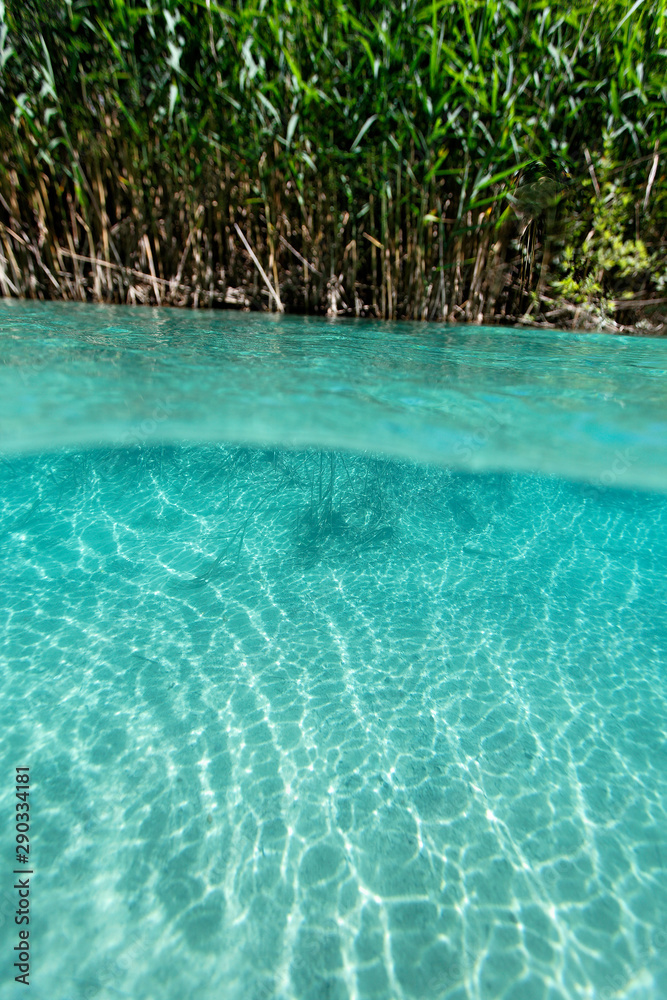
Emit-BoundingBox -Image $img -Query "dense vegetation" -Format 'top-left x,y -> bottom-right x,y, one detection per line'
0,0 -> 665,331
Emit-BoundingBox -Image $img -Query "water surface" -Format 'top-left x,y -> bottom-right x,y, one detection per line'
1,301 -> 666,490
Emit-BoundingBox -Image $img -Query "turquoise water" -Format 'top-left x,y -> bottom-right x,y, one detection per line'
0,302 -> 666,1000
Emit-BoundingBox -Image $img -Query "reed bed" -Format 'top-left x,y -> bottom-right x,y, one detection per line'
0,0 -> 665,330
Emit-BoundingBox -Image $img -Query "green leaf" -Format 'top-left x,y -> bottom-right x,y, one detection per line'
460,0 -> 479,66
286,112 -> 299,149
351,114 -> 378,153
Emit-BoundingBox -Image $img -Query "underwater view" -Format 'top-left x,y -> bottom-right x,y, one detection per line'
0,303 -> 666,1000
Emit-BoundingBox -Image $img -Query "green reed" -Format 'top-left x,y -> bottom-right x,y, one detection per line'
0,0 -> 665,329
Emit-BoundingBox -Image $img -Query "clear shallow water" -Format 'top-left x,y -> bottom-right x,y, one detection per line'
0,303 -> 666,1000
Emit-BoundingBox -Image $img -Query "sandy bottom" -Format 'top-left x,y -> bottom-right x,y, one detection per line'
0,445 -> 665,1000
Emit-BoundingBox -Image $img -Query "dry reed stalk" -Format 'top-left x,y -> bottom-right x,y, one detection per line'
469,213 -> 489,321
142,234 -> 161,305
1,229 -> 24,293
0,249 -> 18,295
234,222 -> 283,311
